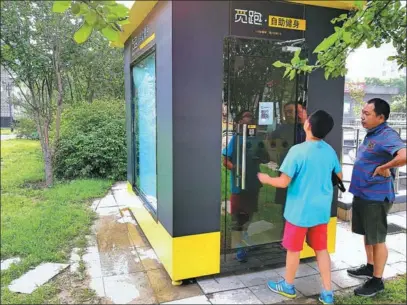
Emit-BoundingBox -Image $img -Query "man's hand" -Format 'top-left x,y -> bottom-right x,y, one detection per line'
257,173 -> 271,185
373,166 -> 391,178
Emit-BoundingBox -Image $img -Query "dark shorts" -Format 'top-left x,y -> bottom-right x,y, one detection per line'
352,197 -> 393,245
230,191 -> 259,230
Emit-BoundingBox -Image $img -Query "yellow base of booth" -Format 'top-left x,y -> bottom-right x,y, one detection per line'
127,182 -> 336,281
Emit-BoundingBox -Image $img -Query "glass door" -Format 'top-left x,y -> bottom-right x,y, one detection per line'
221,37 -> 307,268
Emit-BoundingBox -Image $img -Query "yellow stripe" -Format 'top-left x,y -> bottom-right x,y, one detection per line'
289,0 -> 364,10
139,33 -> 156,50
127,183 -> 336,279
126,182 -> 220,281
119,0 -> 158,44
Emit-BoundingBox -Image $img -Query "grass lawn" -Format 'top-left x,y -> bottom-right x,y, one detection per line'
336,275 -> 406,304
1,139 -> 112,304
0,128 -> 14,135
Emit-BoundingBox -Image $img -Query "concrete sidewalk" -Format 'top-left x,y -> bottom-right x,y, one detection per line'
86,182 -> 406,304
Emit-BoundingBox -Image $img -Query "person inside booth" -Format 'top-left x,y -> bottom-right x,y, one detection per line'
222,110 -> 270,262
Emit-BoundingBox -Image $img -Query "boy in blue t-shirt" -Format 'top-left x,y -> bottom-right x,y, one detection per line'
258,110 -> 342,305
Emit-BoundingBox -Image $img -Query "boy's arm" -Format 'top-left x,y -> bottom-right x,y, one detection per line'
258,173 -> 291,188
223,156 -> 234,171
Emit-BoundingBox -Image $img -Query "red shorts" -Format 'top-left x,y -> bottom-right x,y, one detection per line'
282,221 -> 328,252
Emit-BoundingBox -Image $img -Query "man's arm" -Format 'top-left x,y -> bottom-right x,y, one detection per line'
223,156 -> 234,171
258,173 -> 291,188
373,148 -> 407,177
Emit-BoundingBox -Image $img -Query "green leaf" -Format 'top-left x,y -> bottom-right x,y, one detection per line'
117,19 -> 130,26
85,10 -> 97,25
354,0 -> 364,10
74,22 -> 93,44
109,4 -> 129,18
324,70 -> 330,80
71,3 -> 80,15
342,31 -> 352,44
101,26 -> 120,42
289,69 -> 296,80
52,1 -> 71,13
313,32 -> 339,53
291,49 -> 301,65
283,67 -> 291,77
273,61 -> 284,68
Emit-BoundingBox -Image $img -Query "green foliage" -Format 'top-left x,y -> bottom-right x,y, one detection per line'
54,100 -> 126,180
348,83 -> 366,117
365,76 -> 406,96
15,117 -> 39,140
52,0 -> 129,45
390,94 -> 407,112
274,0 -> 407,79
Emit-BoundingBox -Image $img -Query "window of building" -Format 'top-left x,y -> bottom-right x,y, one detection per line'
131,51 -> 157,211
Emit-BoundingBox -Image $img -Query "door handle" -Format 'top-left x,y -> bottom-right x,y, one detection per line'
241,124 -> 247,190
235,124 -> 241,187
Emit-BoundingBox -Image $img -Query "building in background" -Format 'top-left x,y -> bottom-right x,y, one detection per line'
1,65 -> 14,128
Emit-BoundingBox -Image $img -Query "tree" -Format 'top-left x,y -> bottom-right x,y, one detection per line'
348,83 -> 366,118
274,0 -> 406,80
52,1 -> 129,46
63,32 -> 124,104
390,95 -> 407,113
365,76 -> 406,96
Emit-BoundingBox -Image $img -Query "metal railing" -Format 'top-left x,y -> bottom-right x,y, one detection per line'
340,125 -> 406,198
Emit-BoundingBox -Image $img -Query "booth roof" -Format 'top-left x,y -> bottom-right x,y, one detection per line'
118,0 -> 362,45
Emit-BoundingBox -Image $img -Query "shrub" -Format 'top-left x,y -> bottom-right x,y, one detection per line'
15,117 -> 39,140
54,100 -> 126,180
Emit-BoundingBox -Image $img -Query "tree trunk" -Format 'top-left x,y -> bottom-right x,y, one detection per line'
54,46 -> 63,146
35,113 -> 53,187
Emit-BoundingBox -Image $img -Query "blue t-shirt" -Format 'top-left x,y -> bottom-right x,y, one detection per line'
349,123 -> 406,202
280,140 -> 341,227
222,134 -> 269,194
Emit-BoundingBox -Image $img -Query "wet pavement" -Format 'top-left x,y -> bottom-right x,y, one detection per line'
84,182 -> 406,304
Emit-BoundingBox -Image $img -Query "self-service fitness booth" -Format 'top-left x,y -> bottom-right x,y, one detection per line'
121,0 -> 354,284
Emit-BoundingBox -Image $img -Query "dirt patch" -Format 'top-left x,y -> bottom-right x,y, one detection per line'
50,269 -> 105,304
20,180 -> 47,190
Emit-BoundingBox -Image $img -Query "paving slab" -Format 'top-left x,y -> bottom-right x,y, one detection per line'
387,233 -> 406,256
147,268 -> 204,303
99,248 -> 144,277
235,269 -> 281,287
294,274 -> 340,297
111,182 -> 127,191
103,272 -> 157,304
387,249 -> 407,264
137,246 -> 162,271
208,288 -> 262,304
1,257 -> 21,271
96,206 -> 120,217
8,263 -> 69,294
98,194 -> 117,208
388,214 -> 407,229
91,199 -> 100,211
83,246 -> 103,279
89,277 -> 105,298
274,263 -> 318,278
69,248 -> 81,273
249,284 -> 303,304
331,270 -> 364,289
389,261 -> 406,274
127,222 -> 149,248
383,264 -> 402,280
197,275 -> 246,294
162,295 -> 211,304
